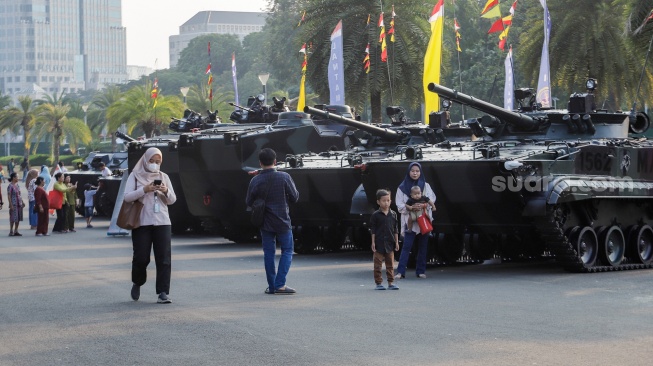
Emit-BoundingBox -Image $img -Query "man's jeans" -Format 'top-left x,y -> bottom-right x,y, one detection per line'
260,229 -> 294,291
396,231 -> 429,276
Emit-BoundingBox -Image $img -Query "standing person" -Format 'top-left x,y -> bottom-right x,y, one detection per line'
63,174 -> 77,232
83,183 -> 97,228
26,169 -> 40,229
124,147 -> 176,303
99,162 -> 111,177
8,158 -> 15,175
246,148 -> 299,295
395,162 -> 436,279
370,189 -> 399,290
34,177 -> 50,236
7,172 -> 24,236
0,164 -> 5,182
20,158 -> 29,182
39,165 -> 51,191
52,172 -> 72,233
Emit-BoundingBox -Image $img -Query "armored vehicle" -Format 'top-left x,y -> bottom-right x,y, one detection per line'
176,105 -> 370,241
355,81 -> 653,272
68,150 -> 128,216
169,108 -> 222,132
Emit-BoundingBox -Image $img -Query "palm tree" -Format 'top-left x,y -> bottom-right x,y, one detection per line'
32,103 -> 70,165
89,86 -> 123,151
106,82 -> 185,138
285,0 -> 431,122
187,84 -> 234,122
0,96 -> 37,165
517,0 -> 644,110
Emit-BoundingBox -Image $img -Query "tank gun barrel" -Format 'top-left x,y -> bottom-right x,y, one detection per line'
427,83 -> 539,130
228,102 -> 254,113
114,131 -> 136,143
303,106 -> 401,141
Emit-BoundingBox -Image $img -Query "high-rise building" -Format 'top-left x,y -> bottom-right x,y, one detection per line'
0,0 -> 128,96
169,11 -> 266,68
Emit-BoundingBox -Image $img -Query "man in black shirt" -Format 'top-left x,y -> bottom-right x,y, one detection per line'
370,189 -> 399,290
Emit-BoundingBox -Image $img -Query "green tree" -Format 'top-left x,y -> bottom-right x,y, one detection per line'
106,82 -> 185,138
89,86 -> 123,151
517,0 -> 646,110
0,96 -> 37,165
32,103 -> 92,165
275,0 -> 431,123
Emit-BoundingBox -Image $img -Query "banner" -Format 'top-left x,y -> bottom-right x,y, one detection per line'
536,0 -> 552,108
504,47 -> 514,110
329,20 -> 345,104
423,0 -> 444,120
232,53 -> 239,106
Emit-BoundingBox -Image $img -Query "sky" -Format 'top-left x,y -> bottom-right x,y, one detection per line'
122,0 -> 270,69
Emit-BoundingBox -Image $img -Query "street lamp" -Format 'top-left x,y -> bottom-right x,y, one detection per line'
180,86 -> 190,105
81,103 -> 89,126
258,72 -> 270,105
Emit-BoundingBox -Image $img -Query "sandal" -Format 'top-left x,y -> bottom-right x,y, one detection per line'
13,232 -> 22,236
8,232 -> 14,236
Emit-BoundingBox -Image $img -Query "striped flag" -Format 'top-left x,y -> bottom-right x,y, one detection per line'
297,11 -> 306,27
232,53 -> 239,106
454,18 -> 462,52
388,6 -> 396,42
363,43 -> 370,74
379,13 -> 387,62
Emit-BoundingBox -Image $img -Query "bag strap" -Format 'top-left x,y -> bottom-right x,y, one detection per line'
262,172 -> 273,200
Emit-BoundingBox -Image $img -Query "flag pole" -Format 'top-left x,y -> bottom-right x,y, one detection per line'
380,0 -> 394,105
453,0 -> 465,119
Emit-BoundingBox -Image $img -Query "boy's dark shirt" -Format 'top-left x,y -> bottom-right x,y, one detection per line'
370,209 -> 398,254
406,196 -> 431,207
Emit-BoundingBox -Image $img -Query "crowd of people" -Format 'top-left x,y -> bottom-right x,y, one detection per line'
2,150 -> 437,303
1,160 -> 98,236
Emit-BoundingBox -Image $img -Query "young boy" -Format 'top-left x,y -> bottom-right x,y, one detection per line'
405,186 -> 437,229
83,183 -> 98,228
370,189 -> 399,290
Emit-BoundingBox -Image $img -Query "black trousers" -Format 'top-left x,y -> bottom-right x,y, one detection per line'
53,205 -> 66,232
131,225 -> 172,295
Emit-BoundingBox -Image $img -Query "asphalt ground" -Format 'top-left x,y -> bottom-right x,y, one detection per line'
1,185 -> 653,365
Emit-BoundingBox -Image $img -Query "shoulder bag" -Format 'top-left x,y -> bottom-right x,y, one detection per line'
117,175 -> 143,230
250,174 -> 273,227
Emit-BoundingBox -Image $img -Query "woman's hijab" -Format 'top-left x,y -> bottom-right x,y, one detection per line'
398,162 -> 425,196
39,165 -> 51,188
132,147 -> 163,187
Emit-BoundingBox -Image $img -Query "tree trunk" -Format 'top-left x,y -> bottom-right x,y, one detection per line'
111,134 -> 117,153
53,129 -> 61,169
22,127 -> 30,168
370,90 -> 382,124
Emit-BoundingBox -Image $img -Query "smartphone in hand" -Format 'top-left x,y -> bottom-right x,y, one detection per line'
153,179 -> 162,186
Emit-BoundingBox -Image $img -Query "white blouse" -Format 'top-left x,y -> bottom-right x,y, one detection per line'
123,172 -> 177,226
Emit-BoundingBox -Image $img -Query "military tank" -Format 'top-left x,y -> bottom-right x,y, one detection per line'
274,105 -> 455,252
176,105 -> 372,241
67,148 -> 129,216
354,81 -> 653,272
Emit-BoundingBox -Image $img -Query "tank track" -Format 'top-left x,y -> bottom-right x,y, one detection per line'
535,212 -> 653,273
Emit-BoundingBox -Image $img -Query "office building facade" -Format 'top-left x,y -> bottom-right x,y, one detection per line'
0,0 -> 128,96
169,11 -> 266,68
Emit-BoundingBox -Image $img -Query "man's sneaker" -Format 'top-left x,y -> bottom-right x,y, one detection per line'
87,224 -> 93,228
388,284 -> 399,290
157,292 -> 172,304
130,284 -> 140,301
417,274 -> 427,279
394,274 -> 405,280
375,284 -> 386,290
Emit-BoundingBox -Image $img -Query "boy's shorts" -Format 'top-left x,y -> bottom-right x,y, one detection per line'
84,207 -> 94,218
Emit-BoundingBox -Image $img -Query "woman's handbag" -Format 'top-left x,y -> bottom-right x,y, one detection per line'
48,190 -> 63,210
116,199 -> 143,230
117,175 -> 143,230
416,209 -> 433,235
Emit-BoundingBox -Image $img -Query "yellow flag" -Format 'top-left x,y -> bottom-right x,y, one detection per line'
481,5 -> 501,19
297,73 -> 306,112
423,0 -> 444,120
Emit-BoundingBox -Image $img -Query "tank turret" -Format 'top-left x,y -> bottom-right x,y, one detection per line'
428,83 -> 540,130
